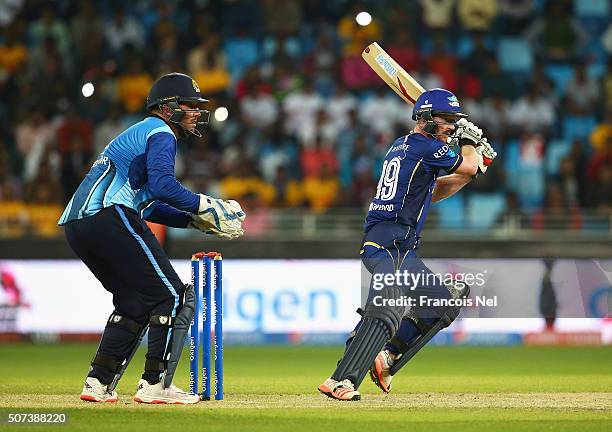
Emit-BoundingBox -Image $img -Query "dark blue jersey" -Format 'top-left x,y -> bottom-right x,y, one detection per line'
365,133 -> 462,236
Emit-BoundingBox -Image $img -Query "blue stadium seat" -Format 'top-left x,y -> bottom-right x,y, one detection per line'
575,0 -> 609,17
497,38 -> 533,74
435,193 -> 465,229
588,61 -> 606,79
504,140 -> 520,189
261,36 -> 301,60
467,193 -> 506,230
562,116 -> 597,142
546,140 -> 571,175
224,37 -> 259,81
545,64 -> 574,96
516,165 -> 545,208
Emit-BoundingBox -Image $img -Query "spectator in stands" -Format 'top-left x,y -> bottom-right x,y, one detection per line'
591,164 -> 612,214
586,135 -> 612,191
494,191 -> 528,231
590,110 -> 612,153
235,65 -> 273,101
262,0 -> 303,36
326,84 -> 358,132
271,165 -> 293,207
461,34 -> 493,75
421,0 -> 456,34
532,184 -> 582,231
566,139 -> 588,206
240,86 -> 278,129
0,25 -> 28,76
219,159 -> 276,206
104,8 -> 145,54
337,111 -> 370,188
303,31 -> 338,96
29,4 -> 70,57
283,79 -> 324,145
480,55 -> 516,100
25,159 -> 62,237
509,85 -> 555,136
557,157 -> 579,207
600,21 -> 612,55
498,0 -> 535,35
0,177 -> 27,237
565,61 -> 600,117
15,107 -> 56,184
426,36 -> 458,89
187,33 -> 223,77
301,134 -> 338,178
301,162 -> 340,212
94,105 -> 125,156
524,0 -> 587,62
70,1 -> 104,67
530,63 -> 559,106
116,59 -> 154,114
347,136 -> 375,207
359,87 -> 401,140
387,29 -> 421,73
457,0 -> 498,33
259,124 -> 298,183
479,95 -> 511,143
56,106 -> 93,202
412,61 -> 443,92
337,3 -> 382,56
192,47 -> 231,98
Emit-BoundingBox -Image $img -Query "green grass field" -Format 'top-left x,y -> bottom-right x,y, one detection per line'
0,344 -> 610,431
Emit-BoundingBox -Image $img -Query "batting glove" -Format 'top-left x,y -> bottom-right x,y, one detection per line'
475,138 -> 498,174
456,118 -> 483,146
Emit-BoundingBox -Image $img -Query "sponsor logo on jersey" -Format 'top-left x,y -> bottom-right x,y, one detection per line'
369,202 -> 395,212
92,155 -> 109,167
389,143 -> 409,153
433,144 -> 450,158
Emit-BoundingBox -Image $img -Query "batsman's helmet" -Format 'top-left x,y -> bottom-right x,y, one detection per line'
147,73 -> 210,137
412,88 -> 467,134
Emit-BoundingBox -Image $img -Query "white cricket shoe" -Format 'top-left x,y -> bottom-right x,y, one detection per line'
318,377 -> 361,401
369,349 -> 395,393
133,379 -> 200,404
80,377 -> 119,403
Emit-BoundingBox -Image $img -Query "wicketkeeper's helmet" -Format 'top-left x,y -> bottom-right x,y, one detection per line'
147,72 -> 210,136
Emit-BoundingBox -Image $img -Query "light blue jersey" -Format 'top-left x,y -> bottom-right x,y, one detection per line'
59,116 -> 199,226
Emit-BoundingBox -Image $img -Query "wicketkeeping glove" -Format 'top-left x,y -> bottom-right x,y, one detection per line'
189,194 -> 246,239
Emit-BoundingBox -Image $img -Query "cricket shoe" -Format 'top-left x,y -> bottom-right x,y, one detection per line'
80,377 -> 119,403
318,378 -> 361,401
133,379 -> 200,404
369,349 -> 395,393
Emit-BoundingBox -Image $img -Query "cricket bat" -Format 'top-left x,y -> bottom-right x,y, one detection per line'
362,42 -> 425,105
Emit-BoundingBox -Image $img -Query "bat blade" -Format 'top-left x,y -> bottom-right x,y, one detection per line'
362,42 -> 425,105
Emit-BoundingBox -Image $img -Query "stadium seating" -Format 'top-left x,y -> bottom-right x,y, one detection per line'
467,193 -> 506,230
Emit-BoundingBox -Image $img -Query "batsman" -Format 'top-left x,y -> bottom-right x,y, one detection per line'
319,88 -> 497,401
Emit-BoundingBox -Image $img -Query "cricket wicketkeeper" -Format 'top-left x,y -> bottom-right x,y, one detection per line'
318,88 -> 497,400
59,73 -> 245,404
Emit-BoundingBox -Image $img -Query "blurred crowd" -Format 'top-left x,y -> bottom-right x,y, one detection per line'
0,0 -> 611,237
